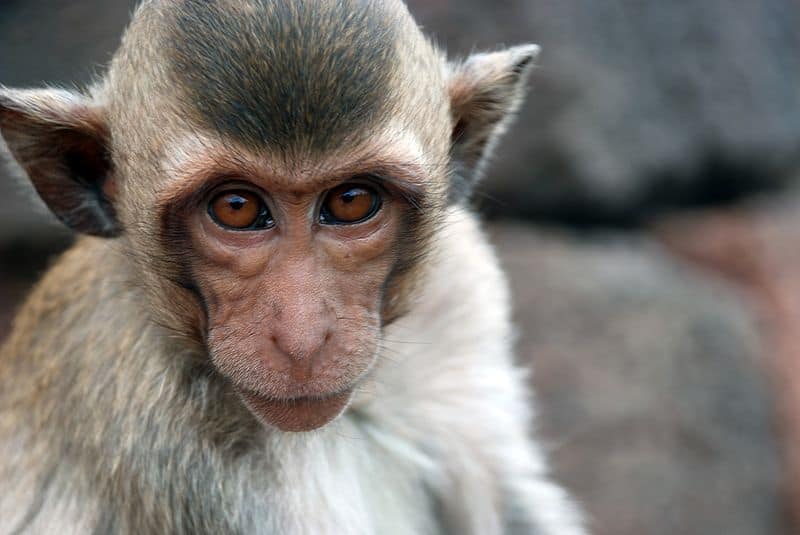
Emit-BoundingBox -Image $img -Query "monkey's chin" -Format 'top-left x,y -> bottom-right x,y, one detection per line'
240,389 -> 353,432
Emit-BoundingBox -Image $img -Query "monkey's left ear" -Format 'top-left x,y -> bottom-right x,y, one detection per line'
0,88 -> 120,237
447,44 -> 540,202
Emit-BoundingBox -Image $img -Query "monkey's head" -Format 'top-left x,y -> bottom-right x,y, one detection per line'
0,0 -> 537,432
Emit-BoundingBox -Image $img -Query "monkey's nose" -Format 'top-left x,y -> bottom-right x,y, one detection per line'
268,328 -> 330,381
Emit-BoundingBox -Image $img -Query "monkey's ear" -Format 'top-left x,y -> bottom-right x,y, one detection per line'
0,88 -> 119,237
447,44 -> 540,202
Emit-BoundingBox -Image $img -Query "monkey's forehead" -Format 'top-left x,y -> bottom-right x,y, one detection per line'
144,0 -> 410,154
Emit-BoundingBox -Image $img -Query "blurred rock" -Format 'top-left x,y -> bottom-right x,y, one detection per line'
0,0 -> 136,87
408,0 -> 800,223
490,223 -> 785,535
656,191 -> 800,531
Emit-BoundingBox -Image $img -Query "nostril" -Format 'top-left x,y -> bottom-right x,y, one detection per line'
324,331 -> 332,343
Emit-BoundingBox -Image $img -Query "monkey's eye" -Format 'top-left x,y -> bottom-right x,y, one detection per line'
320,183 -> 382,225
208,190 -> 273,230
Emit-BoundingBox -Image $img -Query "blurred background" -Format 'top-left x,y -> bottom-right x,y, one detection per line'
1,1 -> 798,533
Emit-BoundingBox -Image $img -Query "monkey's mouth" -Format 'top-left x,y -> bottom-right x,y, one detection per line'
238,387 -> 354,432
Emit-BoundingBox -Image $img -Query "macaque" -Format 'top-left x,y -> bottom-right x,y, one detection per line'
0,0 -> 586,533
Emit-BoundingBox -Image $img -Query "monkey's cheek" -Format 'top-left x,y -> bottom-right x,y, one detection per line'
240,389 -> 353,432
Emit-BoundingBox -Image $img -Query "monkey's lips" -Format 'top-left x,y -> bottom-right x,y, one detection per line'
239,388 -> 354,432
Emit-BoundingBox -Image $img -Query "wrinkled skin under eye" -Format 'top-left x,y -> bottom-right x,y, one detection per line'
320,183 -> 382,225
209,190 -> 273,230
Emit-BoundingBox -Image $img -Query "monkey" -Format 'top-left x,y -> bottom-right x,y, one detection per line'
0,1 -> 587,533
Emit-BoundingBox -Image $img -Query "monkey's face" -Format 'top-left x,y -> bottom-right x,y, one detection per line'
160,138 -> 435,432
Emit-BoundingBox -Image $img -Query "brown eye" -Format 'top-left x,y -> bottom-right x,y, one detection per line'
208,190 -> 273,230
320,183 -> 382,225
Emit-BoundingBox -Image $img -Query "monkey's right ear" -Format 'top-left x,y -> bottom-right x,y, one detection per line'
0,88 -> 120,237
447,44 -> 540,203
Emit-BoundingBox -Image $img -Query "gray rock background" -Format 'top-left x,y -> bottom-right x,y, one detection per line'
0,1 -> 794,534
407,0 -> 800,223
493,225 -> 783,535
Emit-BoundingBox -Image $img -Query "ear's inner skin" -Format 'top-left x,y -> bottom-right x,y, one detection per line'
446,44 -> 540,202
0,98 -> 118,237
